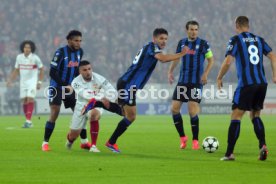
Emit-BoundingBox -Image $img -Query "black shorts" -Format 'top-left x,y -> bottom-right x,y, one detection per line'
117,79 -> 136,106
48,87 -> 76,109
232,84 -> 267,111
172,83 -> 202,103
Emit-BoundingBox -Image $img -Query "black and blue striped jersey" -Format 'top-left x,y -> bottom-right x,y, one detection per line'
225,32 -> 272,88
176,37 -> 211,85
120,42 -> 161,89
50,46 -> 83,88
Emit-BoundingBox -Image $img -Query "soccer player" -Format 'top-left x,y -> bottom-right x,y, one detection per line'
66,60 -> 118,152
217,16 -> 276,161
42,30 -> 90,151
167,21 -> 214,150
83,28 -> 188,153
7,40 -> 44,128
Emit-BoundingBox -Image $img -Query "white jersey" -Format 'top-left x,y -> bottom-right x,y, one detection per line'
15,53 -> 43,89
71,72 -> 117,111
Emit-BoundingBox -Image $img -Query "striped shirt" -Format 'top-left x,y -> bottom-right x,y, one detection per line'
225,32 -> 272,87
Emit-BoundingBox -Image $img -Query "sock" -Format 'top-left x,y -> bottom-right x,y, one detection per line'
80,138 -> 89,144
172,113 -> 185,137
190,115 -> 199,140
225,120 -> 241,157
109,118 -> 131,144
95,101 -> 123,116
26,102 -> 34,121
67,133 -> 75,143
80,129 -> 87,139
23,103 -> 28,120
252,117 -> 266,149
44,121 -> 55,142
90,120 -> 99,145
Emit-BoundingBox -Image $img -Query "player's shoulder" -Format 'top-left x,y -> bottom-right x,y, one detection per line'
92,72 -> 106,81
72,74 -> 82,83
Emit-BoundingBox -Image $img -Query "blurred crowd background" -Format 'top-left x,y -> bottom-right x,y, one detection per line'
1,0 -> 276,84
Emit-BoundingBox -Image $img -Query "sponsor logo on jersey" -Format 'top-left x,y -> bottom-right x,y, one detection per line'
67,61 -> 79,67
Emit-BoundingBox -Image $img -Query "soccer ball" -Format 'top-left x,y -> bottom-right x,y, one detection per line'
202,136 -> 219,153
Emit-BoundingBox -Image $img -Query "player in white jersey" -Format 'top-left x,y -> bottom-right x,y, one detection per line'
66,60 -> 117,152
7,40 -> 44,128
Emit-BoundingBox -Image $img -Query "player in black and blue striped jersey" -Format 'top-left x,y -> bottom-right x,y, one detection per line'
42,30 -> 91,151
168,21 -> 214,150
217,16 -> 276,161
103,28 -> 188,152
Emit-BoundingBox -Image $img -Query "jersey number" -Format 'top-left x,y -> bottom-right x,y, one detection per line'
248,45 -> 259,65
133,48 -> 143,64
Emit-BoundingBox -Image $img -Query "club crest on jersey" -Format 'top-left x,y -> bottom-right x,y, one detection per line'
68,61 -> 79,67
196,45 -> 199,49
77,55 -> 81,60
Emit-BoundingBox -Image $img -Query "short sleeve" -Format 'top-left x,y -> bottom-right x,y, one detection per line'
15,55 -> 20,69
149,43 -> 162,56
225,37 -> 238,57
35,55 -> 43,68
175,40 -> 182,54
50,49 -> 63,69
262,39 -> 272,56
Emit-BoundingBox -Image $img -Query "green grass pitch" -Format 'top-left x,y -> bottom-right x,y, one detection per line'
0,114 -> 275,184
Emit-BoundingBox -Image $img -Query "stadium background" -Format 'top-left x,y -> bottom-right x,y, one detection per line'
0,0 -> 276,115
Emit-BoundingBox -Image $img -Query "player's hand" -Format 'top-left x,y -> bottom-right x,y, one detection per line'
217,78 -> 223,90
6,81 -> 12,87
201,73 -> 208,85
64,85 -> 73,93
168,73 -> 174,85
37,83 -> 41,90
180,46 -> 189,56
273,76 -> 276,84
101,97 -> 110,109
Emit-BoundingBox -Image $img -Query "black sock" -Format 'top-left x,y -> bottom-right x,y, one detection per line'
190,115 -> 199,140
226,120 -> 241,157
80,129 -> 87,139
44,121 -> 55,142
172,113 -> 185,137
109,118 -> 131,144
95,101 -> 123,116
252,117 -> 266,149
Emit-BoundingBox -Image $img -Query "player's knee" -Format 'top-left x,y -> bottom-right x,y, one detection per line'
126,113 -> 136,122
171,106 -> 180,114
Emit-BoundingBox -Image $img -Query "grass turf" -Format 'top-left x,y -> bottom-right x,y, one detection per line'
0,114 -> 275,184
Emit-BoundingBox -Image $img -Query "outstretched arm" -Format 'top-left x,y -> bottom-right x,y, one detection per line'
217,55 -> 234,90
155,46 -> 188,63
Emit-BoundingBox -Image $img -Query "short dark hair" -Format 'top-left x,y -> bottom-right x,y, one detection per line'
79,60 -> 91,67
153,28 -> 168,37
235,16 -> 249,27
20,40 -> 36,53
66,30 -> 82,40
186,21 -> 199,30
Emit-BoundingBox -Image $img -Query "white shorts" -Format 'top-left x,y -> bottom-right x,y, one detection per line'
70,107 -> 103,130
20,88 -> 37,99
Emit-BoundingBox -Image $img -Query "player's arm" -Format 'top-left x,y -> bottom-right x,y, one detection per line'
266,51 -> 276,83
6,68 -> 19,87
155,46 -> 188,63
49,50 -> 67,86
201,50 -> 214,85
36,56 -> 44,90
167,60 -> 179,85
216,55 -> 234,90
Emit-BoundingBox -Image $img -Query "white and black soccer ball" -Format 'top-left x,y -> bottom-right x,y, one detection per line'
202,136 -> 219,153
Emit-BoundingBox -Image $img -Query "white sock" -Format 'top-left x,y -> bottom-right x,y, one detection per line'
26,120 -> 32,124
80,138 -> 88,144
42,141 -> 48,146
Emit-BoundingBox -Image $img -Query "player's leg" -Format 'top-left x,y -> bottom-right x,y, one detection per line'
20,88 -> 32,128
66,109 -> 87,150
188,101 -> 200,150
250,84 -> 268,160
171,100 -> 187,149
89,108 -> 102,152
23,97 -> 35,127
106,105 -> 136,152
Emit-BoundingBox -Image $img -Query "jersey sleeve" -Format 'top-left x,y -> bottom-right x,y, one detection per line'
50,49 -> 63,69
203,41 -> 213,59
35,55 -> 43,68
175,40 -> 182,53
94,73 -> 118,102
262,39 -> 272,56
225,36 -> 238,57
15,55 -> 20,69
148,43 -> 162,56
